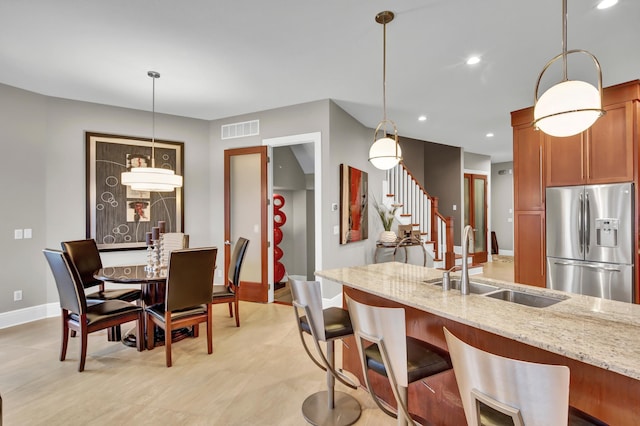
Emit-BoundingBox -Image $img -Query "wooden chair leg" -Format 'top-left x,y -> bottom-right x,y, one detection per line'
70,330 -> 77,338
193,324 -> 199,338
60,314 -> 69,361
165,315 -> 172,367
234,299 -> 240,327
207,308 -> 213,354
146,314 -> 155,351
228,302 -> 233,318
79,328 -> 88,372
136,312 -> 144,352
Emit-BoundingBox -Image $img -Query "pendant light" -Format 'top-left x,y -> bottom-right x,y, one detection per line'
368,10 -> 402,170
121,71 -> 183,192
533,0 -> 605,137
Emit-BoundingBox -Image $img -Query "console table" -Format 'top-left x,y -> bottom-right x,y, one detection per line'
374,236 -> 427,266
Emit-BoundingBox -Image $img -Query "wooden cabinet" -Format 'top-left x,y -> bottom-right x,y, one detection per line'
512,80 -> 639,291
546,101 -> 634,187
587,101 -> 634,184
513,124 -> 544,210
514,211 -> 545,287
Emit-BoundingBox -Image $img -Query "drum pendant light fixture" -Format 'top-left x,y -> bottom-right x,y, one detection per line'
121,71 -> 183,192
368,10 -> 402,170
533,0 -> 605,137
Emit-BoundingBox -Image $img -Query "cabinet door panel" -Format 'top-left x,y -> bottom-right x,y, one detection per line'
587,102 -> 633,184
545,133 -> 584,186
514,211 -> 545,287
514,126 -> 544,210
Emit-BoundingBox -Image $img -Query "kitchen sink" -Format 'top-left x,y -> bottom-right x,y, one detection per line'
431,279 -> 500,294
484,289 -> 566,308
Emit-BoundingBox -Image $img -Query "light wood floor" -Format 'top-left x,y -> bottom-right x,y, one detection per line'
0,303 -> 391,425
1,261 -> 513,425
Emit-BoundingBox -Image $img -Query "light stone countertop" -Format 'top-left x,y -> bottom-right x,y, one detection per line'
316,262 -> 640,381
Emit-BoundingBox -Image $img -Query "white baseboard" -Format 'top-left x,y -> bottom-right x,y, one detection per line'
0,303 -> 60,330
498,249 -> 514,256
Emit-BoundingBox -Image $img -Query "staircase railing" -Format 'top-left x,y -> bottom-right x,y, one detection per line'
386,162 -> 455,269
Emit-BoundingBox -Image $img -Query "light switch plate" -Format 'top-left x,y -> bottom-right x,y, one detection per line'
14,229 -> 23,239
452,205 -> 457,211
333,225 -> 339,235
23,229 -> 32,239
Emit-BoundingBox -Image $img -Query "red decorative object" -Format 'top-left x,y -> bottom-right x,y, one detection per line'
274,261 -> 285,284
274,245 -> 283,261
273,193 -> 286,283
273,227 -> 283,245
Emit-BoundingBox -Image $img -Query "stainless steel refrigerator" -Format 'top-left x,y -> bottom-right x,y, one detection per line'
546,182 -> 634,302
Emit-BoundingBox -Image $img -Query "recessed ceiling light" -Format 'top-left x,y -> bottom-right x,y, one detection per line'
486,133 -> 494,138
597,0 -> 618,9
418,115 -> 427,122
466,56 -> 481,65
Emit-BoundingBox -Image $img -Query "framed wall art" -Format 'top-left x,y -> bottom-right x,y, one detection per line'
339,164 -> 368,244
86,132 -> 184,250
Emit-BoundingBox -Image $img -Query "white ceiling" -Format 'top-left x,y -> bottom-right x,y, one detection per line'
1,0 -> 638,163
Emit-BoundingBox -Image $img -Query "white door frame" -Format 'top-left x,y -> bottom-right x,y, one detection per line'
263,132 -> 322,302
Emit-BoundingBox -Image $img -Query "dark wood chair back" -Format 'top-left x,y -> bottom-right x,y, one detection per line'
166,248 -> 217,312
61,239 -> 103,289
228,237 -> 249,288
43,249 -> 86,315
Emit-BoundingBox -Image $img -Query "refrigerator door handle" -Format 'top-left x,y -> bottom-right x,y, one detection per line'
585,193 -> 590,255
578,193 -> 584,255
553,261 -> 621,273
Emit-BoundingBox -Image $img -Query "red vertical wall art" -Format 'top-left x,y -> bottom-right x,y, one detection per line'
273,194 -> 286,283
339,164 -> 369,244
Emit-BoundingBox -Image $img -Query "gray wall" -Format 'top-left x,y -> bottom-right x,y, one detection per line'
491,162 -> 514,253
0,83 -> 211,315
423,142 -> 463,245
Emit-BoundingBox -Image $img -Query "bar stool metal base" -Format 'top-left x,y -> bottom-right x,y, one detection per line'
301,390 -> 361,426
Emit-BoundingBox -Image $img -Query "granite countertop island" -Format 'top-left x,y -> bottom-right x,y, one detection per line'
316,261 -> 640,381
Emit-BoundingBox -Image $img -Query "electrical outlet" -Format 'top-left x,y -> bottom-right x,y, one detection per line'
14,290 -> 22,301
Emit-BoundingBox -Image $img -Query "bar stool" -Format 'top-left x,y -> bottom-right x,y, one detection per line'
289,279 -> 361,426
443,328 -> 607,426
346,296 -> 451,425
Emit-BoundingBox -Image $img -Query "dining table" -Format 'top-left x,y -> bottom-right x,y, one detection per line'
93,265 -> 191,347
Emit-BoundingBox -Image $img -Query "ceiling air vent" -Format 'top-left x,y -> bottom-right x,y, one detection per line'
221,120 -> 259,140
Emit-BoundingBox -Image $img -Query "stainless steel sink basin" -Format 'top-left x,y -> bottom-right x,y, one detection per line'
431,279 -> 500,294
484,289 -> 566,308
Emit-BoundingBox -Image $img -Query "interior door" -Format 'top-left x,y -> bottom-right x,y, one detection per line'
224,146 -> 268,303
464,174 -> 488,264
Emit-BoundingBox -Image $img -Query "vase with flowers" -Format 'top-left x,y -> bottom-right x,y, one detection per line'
372,196 -> 399,243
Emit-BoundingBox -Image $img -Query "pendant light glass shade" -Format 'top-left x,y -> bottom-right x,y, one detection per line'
121,167 -> 183,192
121,71 -> 183,192
369,11 -> 402,170
532,0 -> 604,137
534,80 -> 602,137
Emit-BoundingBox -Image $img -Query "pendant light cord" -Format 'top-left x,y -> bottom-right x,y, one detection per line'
382,20 -> 387,122
148,70 -> 160,168
561,0 -> 568,81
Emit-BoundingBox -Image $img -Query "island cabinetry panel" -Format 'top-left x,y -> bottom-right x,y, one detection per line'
342,286 -> 640,426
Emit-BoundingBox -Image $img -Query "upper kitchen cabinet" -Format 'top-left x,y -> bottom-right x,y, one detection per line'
512,111 -> 545,211
545,98 -> 635,186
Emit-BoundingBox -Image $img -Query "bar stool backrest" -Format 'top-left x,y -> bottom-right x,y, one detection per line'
289,278 -> 326,341
443,328 -> 570,426
346,295 -> 408,387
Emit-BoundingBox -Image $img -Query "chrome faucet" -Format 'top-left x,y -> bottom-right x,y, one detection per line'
460,225 -> 473,295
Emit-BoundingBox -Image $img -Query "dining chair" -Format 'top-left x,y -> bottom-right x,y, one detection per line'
346,296 -> 451,425
43,249 -> 144,372
212,237 -> 249,327
62,238 -> 142,341
61,239 -> 142,303
146,247 -> 217,367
